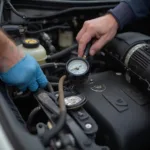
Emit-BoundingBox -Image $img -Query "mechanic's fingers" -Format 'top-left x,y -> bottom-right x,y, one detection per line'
90,35 -> 108,56
28,80 -> 39,92
78,32 -> 93,57
37,74 -> 48,88
37,67 -> 48,88
76,25 -> 86,41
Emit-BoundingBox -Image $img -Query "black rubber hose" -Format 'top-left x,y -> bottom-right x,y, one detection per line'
26,5 -> 115,20
46,76 -> 60,82
26,26 -> 70,35
42,75 -> 67,146
47,44 -> 78,61
0,0 -> 4,25
40,63 -> 65,69
6,1 -> 115,20
6,0 -> 26,19
47,82 -> 54,93
27,106 -> 41,131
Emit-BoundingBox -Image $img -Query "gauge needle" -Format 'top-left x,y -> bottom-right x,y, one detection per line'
71,67 -> 79,71
70,65 -> 82,71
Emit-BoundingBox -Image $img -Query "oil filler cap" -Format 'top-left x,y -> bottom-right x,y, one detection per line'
23,38 -> 40,48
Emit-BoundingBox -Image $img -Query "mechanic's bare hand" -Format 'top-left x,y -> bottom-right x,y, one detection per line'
76,14 -> 119,57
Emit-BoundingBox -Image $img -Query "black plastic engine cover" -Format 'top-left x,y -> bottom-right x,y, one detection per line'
76,71 -> 150,150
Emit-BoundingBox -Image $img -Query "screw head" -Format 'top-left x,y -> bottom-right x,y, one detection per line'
85,123 -> 92,129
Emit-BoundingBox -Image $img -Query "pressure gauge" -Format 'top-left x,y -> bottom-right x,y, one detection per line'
64,95 -> 87,110
66,58 -> 90,82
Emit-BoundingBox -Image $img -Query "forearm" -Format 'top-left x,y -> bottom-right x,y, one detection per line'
109,2 -> 136,29
0,30 -> 24,72
109,0 -> 150,29
122,0 -> 150,18
0,30 -> 48,92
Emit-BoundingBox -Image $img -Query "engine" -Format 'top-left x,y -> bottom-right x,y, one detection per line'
1,1 -> 150,150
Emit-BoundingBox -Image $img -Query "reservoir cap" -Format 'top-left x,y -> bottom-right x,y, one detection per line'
23,38 -> 40,48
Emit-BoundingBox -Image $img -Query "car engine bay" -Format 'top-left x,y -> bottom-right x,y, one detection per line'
0,0 -> 150,150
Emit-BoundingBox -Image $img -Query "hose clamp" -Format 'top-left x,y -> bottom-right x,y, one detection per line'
124,43 -> 147,67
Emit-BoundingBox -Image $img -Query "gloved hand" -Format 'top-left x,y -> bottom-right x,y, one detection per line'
0,54 -> 48,92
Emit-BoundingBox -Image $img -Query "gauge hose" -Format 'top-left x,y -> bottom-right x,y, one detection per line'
42,75 -> 67,146
58,75 -> 67,112
27,106 -> 41,133
40,63 -> 66,69
47,44 -> 78,61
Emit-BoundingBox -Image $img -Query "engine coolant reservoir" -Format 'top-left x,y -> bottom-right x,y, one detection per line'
17,38 -> 47,64
58,29 -> 73,48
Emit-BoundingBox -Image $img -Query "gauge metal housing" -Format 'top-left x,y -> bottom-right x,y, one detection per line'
66,57 -> 90,82
64,95 -> 87,110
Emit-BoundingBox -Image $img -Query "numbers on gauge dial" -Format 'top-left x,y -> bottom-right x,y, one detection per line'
68,59 -> 88,75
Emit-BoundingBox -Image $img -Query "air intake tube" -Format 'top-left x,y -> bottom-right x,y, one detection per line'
106,32 -> 150,90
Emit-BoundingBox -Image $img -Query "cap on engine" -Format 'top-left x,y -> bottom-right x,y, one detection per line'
23,38 -> 40,48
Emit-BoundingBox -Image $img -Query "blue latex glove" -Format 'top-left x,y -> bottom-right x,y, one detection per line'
0,54 -> 48,92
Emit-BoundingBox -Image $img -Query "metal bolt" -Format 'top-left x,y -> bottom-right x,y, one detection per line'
116,72 -> 122,76
55,140 -> 62,148
90,79 -> 93,82
78,111 -> 83,116
89,78 -> 94,85
85,123 -> 92,129
55,94 -> 59,97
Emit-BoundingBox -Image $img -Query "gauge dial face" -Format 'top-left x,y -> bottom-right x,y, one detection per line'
67,59 -> 88,76
64,96 -> 82,107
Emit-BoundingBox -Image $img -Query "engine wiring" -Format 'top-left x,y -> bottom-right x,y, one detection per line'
26,25 -> 70,35
5,0 -> 116,20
